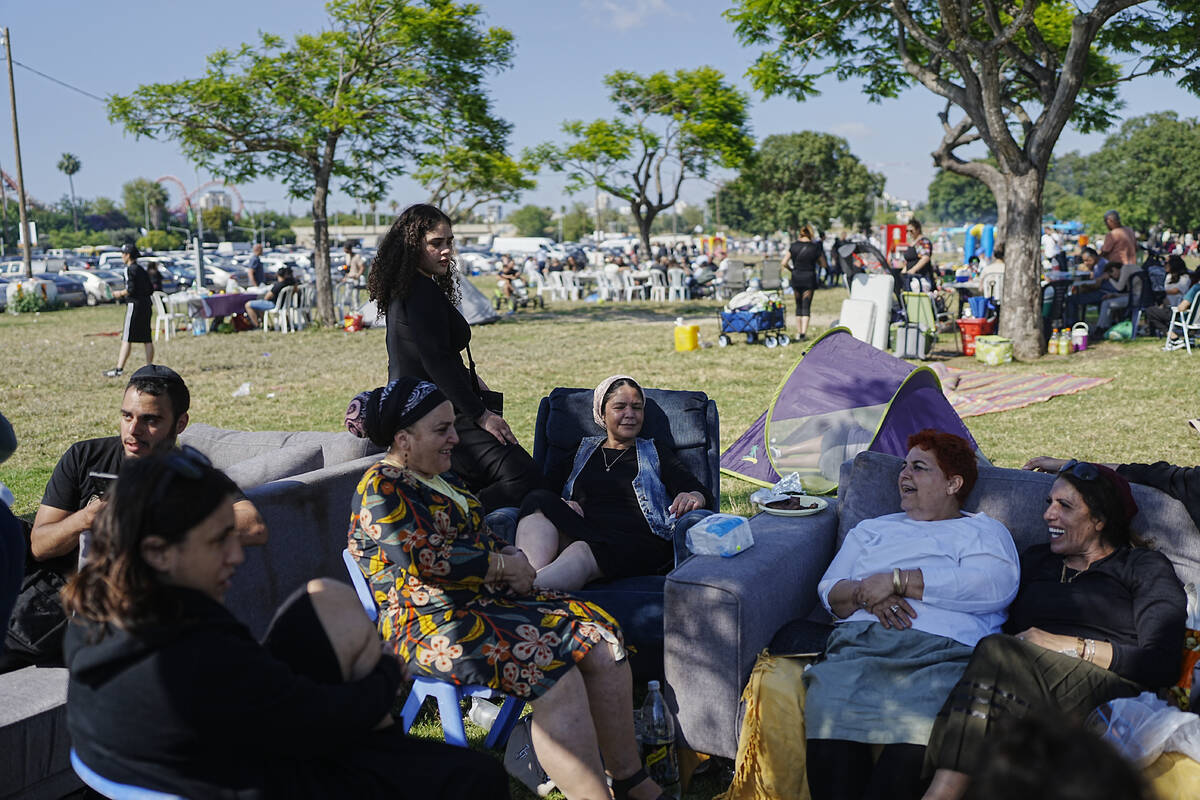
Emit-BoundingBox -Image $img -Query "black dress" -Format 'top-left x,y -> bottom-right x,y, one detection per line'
385,275 -> 536,511
787,240 -> 824,292
518,440 -> 713,579
122,262 -> 153,343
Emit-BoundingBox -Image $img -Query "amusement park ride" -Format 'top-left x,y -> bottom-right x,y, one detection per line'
0,170 -> 248,220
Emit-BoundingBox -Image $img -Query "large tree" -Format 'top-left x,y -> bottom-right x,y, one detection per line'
508,204 -> 554,237
56,153 -> 81,232
1095,112 -> 1200,232
716,132 -> 884,237
416,141 -> 536,224
727,0 -> 1200,358
927,164 -> 998,224
532,67 -> 754,256
109,0 -> 515,325
122,178 -> 170,230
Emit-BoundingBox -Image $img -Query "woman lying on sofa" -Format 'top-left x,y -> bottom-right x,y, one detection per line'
62,448 -> 505,799
922,460 -> 1186,800
804,430 -> 1020,800
344,378 -> 670,800
513,375 -> 713,591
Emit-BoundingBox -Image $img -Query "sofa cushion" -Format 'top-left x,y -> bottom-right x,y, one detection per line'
285,431 -> 384,467
222,443 -> 325,490
576,576 -> 667,682
0,666 -> 77,798
534,387 -> 717,497
838,451 -> 1200,590
179,424 -> 298,471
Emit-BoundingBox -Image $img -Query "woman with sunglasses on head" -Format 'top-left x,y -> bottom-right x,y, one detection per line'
345,378 -> 669,800
63,449 -> 506,799
369,203 -> 537,513
922,460 -> 1186,800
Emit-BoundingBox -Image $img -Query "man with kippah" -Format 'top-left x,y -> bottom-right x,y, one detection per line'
104,243 -> 155,378
1,366 -> 265,671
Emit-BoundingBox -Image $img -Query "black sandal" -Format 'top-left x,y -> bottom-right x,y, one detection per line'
611,766 -> 669,800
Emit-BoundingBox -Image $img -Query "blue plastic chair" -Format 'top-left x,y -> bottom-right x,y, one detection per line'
340,548 -> 524,749
70,748 -> 183,800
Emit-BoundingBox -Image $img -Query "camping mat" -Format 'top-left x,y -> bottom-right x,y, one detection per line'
929,365 -> 1112,418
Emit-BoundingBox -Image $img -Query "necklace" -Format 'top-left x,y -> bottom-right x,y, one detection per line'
1060,561 -> 1084,583
601,446 -> 630,472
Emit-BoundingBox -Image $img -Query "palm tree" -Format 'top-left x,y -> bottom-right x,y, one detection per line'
56,153 -> 81,231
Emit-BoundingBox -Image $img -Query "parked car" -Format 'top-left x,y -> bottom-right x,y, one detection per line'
0,276 -> 7,311
93,268 -> 127,294
33,272 -> 87,307
61,269 -> 114,305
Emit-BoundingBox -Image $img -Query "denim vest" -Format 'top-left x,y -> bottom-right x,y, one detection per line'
562,436 -> 674,540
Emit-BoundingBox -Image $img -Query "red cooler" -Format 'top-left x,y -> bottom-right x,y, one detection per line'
956,317 -> 995,356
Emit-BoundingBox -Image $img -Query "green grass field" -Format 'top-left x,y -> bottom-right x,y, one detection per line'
2,280 -> 1197,798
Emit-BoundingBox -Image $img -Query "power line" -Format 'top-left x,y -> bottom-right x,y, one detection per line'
11,59 -> 106,103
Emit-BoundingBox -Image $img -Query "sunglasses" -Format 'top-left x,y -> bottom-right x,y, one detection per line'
148,445 -> 213,503
1058,458 -> 1100,482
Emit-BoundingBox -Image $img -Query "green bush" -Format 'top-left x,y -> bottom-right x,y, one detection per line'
136,230 -> 183,252
10,289 -> 49,313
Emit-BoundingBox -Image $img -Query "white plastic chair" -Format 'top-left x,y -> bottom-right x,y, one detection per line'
595,272 -> 619,302
647,270 -> 668,302
262,285 -> 296,333
1167,301 -> 1200,354
525,271 -> 551,301
667,268 -> 688,301
621,272 -> 646,301
290,284 -> 315,330
151,292 -> 186,342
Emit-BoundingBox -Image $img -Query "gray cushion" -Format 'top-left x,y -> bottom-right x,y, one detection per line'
0,666 -> 77,798
179,424 -> 297,471
222,443 -> 325,490
286,430 -> 384,467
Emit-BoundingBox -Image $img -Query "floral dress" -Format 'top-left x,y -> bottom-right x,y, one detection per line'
348,461 -> 622,700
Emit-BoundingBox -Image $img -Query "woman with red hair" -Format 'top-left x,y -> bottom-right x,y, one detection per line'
803,430 -> 1020,800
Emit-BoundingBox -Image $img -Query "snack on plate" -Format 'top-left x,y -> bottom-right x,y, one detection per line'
765,497 -> 820,511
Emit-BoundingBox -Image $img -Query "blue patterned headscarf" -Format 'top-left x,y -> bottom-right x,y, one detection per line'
345,378 -> 447,447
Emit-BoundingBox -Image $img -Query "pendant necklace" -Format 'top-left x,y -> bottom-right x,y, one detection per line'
1060,562 -> 1083,583
602,446 -> 629,472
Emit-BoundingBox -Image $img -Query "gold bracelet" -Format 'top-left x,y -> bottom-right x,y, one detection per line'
893,567 -> 903,596
1076,637 -> 1086,659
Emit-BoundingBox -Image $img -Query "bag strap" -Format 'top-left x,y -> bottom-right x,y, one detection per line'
464,342 -> 482,395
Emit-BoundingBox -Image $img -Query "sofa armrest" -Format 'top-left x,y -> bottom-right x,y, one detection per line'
664,509 -> 838,759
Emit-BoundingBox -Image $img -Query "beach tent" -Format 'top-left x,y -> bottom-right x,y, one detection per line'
720,328 -> 981,493
358,274 -> 500,328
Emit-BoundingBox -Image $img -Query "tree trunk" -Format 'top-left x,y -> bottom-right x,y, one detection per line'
68,176 -> 77,232
633,202 -> 655,258
998,169 -> 1046,359
311,179 -> 336,326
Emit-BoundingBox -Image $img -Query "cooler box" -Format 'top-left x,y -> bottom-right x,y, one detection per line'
891,322 -> 935,360
956,317 -> 995,356
974,335 -> 1013,365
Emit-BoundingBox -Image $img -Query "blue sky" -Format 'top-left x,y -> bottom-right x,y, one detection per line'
2,0 -> 1196,220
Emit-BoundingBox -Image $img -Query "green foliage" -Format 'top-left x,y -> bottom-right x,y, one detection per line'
107,0 -> 518,324
508,205 -> 554,237
716,132 -> 884,235
122,179 -> 170,228
560,203 -> 594,242
137,230 -> 183,252
1099,112 -> 1200,231
927,165 -> 998,224
200,206 -> 234,239
9,288 -> 51,313
416,144 -> 536,223
533,66 -> 753,253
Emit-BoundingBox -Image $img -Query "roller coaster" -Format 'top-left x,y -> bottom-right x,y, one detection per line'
155,176 -> 246,218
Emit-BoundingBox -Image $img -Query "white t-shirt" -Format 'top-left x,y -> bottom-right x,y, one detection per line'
1041,232 -> 1062,258
818,511 -> 1020,647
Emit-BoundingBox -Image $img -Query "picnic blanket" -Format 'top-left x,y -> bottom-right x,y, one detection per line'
929,364 -> 1112,418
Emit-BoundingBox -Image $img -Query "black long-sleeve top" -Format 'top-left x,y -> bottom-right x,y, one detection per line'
1004,544 -> 1185,688
385,275 -> 485,420
1118,461 -> 1200,532
65,587 -> 402,798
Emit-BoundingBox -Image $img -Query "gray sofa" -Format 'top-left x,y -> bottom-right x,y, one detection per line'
665,450 -> 1200,760
0,425 -> 383,799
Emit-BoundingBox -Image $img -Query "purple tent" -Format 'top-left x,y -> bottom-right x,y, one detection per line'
721,328 -> 980,493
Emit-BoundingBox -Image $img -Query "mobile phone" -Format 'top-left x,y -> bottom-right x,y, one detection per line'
88,471 -> 118,498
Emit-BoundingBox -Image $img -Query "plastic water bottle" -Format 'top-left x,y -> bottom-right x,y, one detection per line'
1060,328 -> 1072,355
640,681 -> 680,798
1048,329 -> 1059,355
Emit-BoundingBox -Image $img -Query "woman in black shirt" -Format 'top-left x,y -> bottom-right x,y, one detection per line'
922,460 -> 1185,800
369,204 -> 537,512
780,225 -> 827,340
515,376 -> 712,591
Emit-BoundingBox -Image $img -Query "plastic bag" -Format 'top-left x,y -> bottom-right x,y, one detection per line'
749,473 -> 807,507
1106,320 -> 1134,341
686,513 -> 754,557
1086,692 -> 1200,767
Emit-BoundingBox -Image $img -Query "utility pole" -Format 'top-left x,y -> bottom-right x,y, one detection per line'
3,28 -> 33,278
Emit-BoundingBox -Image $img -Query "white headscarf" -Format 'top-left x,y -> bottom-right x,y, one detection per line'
593,375 -> 637,427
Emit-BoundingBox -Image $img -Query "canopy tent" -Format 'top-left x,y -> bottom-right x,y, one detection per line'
358,274 -> 499,328
720,328 -> 982,493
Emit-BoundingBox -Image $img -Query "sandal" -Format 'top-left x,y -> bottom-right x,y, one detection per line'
611,766 -> 669,800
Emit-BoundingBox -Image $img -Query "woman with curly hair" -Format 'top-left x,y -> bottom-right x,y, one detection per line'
369,204 -> 536,512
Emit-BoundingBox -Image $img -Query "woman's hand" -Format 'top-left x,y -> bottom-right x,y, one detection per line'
1022,456 -> 1066,473
869,595 -> 916,630
477,410 -> 517,445
501,550 -> 537,595
854,572 -> 896,609
1013,627 -> 1079,654
668,491 -> 706,516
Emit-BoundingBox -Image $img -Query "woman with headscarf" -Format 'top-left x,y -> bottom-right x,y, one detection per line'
514,376 -> 712,592
922,461 -> 1186,800
368,204 -> 537,512
345,378 -> 670,800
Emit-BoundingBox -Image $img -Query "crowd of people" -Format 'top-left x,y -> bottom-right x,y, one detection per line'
0,202 -> 1195,799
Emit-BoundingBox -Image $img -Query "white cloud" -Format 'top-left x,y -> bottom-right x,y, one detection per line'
583,0 -> 678,32
830,121 -> 874,139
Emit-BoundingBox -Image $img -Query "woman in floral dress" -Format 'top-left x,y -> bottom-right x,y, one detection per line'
345,378 -> 668,800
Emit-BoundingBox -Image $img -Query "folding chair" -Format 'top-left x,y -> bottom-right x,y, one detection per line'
1167,301 -> 1200,354
340,549 -> 523,749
